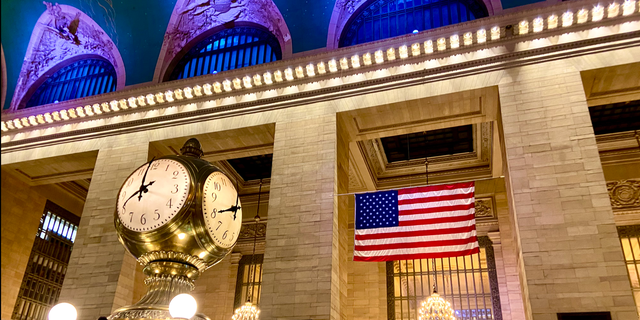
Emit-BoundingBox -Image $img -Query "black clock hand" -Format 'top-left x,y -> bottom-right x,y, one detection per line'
122,180 -> 156,210
233,194 -> 240,220
138,157 -> 156,201
123,189 -> 142,210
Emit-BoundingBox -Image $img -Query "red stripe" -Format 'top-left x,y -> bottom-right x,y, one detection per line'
355,225 -> 477,240
353,247 -> 480,261
399,203 -> 475,215
398,182 -> 474,195
398,192 -> 473,205
355,236 -> 477,251
399,213 -> 476,226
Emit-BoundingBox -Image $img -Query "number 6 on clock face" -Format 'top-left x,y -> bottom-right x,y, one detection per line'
202,171 -> 242,248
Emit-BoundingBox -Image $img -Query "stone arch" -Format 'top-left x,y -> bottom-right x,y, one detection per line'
326,0 -> 499,50
9,3 -> 125,111
153,0 -> 292,83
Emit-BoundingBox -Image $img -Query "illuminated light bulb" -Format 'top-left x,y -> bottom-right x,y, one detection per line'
317,62 -> 326,74
491,26 -> 501,40
243,76 -> 253,88
519,20 -> 529,34
51,112 -> 61,121
178,233 -> 186,240
169,294 -> 197,319
450,35 -> 460,49
165,90 -> 175,102
184,87 -> 194,98
146,94 -> 156,105
253,74 -> 262,86
174,89 -> 184,100
340,57 -> 349,70
273,70 -> 284,82
44,113 -> 54,123
110,100 -> 120,111
1,121 -> 7,131
48,302 -> 77,320
232,78 -> 242,89
213,82 -> 223,93
93,104 -> 103,115
608,2 -> 620,16
328,59 -> 338,72
463,32 -> 473,45
29,116 -> 38,126
306,64 -> 316,76
203,83 -> 213,94
351,55 -> 361,68
223,79 -> 233,91
36,114 -> 45,124
84,105 -> 94,116
198,252 -> 207,259
533,17 -> 544,32
284,68 -> 294,81
137,96 -> 147,106
69,108 -> 79,118
14,119 -> 23,129
22,117 -> 31,127
295,66 -> 305,78
411,43 -> 421,56
398,45 -> 409,59
386,48 -> 396,60
622,0 -> 635,15
437,37 -> 447,51
424,40 -> 434,53
562,11 -> 574,27
477,29 -> 487,43
374,50 -> 384,63
193,85 -> 203,96
74,107 -> 84,117
577,9 -> 589,23
101,102 -> 110,112
263,72 -> 273,84
363,53 -> 372,65
128,97 -> 137,108
155,93 -> 165,104
592,5 -> 605,21
60,110 -> 70,120
548,14 -> 559,29
6,120 -> 15,130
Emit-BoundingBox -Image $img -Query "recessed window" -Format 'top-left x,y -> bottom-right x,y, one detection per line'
380,125 -> 474,163
234,254 -> 264,309
339,0 -> 488,47
227,154 -> 273,181
169,27 -> 282,81
589,100 -> 640,135
25,58 -> 117,108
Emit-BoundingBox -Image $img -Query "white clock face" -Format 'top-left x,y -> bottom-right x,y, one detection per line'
117,159 -> 191,232
202,171 -> 242,248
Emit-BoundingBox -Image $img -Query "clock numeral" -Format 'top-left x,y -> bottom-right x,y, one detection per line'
154,209 -> 160,220
211,193 -> 217,202
165,164 -> 170,171
221,178 -> 227,187
126,178 -> 134,187
166,198 -> 173,208
138,169 -> 145,176
120,191 -> 127,201
231,232 -> 236,242
129,212 -> 134,223
216,221 -> 222,231
151,162 -> 160,170
172,171 -> 179,179
171,184 -> 179,194
214,182 -> 221,191
140,214 -> 147,225
211,208 -> 217,219
222,230 -> 228,240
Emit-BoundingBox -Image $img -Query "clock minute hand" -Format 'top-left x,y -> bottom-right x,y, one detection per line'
123,189 -> 142,210
138,157 -> 156,200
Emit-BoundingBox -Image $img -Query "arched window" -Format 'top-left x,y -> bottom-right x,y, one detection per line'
25,58 -> 117,108
168,27 -> 282,81
339,0 -> 488,47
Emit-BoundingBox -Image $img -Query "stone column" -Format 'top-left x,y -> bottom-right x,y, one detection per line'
260,114 -> 347,319
191,253 -> 241,320
499,64 -> 637,320
59,144 -> 149,320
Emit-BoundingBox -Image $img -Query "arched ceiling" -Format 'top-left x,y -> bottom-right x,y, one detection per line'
1,0 -> 542,110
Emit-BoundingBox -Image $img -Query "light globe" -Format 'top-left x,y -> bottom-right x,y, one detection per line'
169,293 -> 197,319
48,303 -> 77,320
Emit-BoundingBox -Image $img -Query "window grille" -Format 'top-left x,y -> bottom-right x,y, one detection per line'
169,27 -> 282,81
339,0 -> 488,47
617,225 -> 640,314
11,201 -> 80,320
233,254 -> 264,310
386,236 -> 502,320
25,58 -> 117,108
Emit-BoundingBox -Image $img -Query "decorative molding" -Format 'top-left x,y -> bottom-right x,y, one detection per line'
475,197 -> 495,219
10,3 -> 124,111
238,222 -> 266,242
154,0 -> 292,82
608,179 -> 640,209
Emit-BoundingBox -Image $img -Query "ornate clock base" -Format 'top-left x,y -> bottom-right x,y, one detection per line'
108,261 -> 210,320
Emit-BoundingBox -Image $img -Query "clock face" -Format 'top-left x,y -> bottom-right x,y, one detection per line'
202,171 -> 242,248
116,159 -> 191,232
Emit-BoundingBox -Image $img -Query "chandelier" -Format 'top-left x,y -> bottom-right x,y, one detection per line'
232,179 -> 263,320
418,290 -> 456,320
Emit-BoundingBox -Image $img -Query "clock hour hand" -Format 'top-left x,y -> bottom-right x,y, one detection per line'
137,180 -> 156,201
123,189 -> 142,210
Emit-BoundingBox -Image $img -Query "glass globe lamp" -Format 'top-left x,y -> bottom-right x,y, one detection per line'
232,301 -> 260,320
169,294 -> 198,319
418,292 -> 456,320
48,303 -> 77,320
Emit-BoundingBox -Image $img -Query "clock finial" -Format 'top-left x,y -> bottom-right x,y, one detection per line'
180,138 -> 204,158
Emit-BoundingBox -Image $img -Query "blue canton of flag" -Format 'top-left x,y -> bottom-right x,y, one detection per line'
355,190 -> 399,229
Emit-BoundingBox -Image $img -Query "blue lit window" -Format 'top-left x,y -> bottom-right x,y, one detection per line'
25,58 -> 117,108
168,27 -> 282,81
339,0 -> 488,47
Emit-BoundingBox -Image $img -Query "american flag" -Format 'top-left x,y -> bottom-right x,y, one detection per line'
354,182 -> 479,261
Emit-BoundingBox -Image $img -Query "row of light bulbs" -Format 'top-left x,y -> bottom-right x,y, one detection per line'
2,0 -> 638,133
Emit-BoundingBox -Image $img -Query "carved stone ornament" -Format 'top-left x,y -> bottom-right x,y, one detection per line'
238,222 -> 267,241
475,198 -> 494,218
607,180 -> 640,209
10,3 -> 124,111
156,0 -> 292,81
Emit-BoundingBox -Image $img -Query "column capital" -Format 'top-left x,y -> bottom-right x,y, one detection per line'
230,252 -> 243,265
487,231 -> 501,245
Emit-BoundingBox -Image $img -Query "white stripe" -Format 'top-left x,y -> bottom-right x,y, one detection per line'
355,230 -> 477,246
354,242 -> 479,257
398,187 -> 474,200
399,208 -> 475,221
399,198 -> 474,211
355,219 -> 475,235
